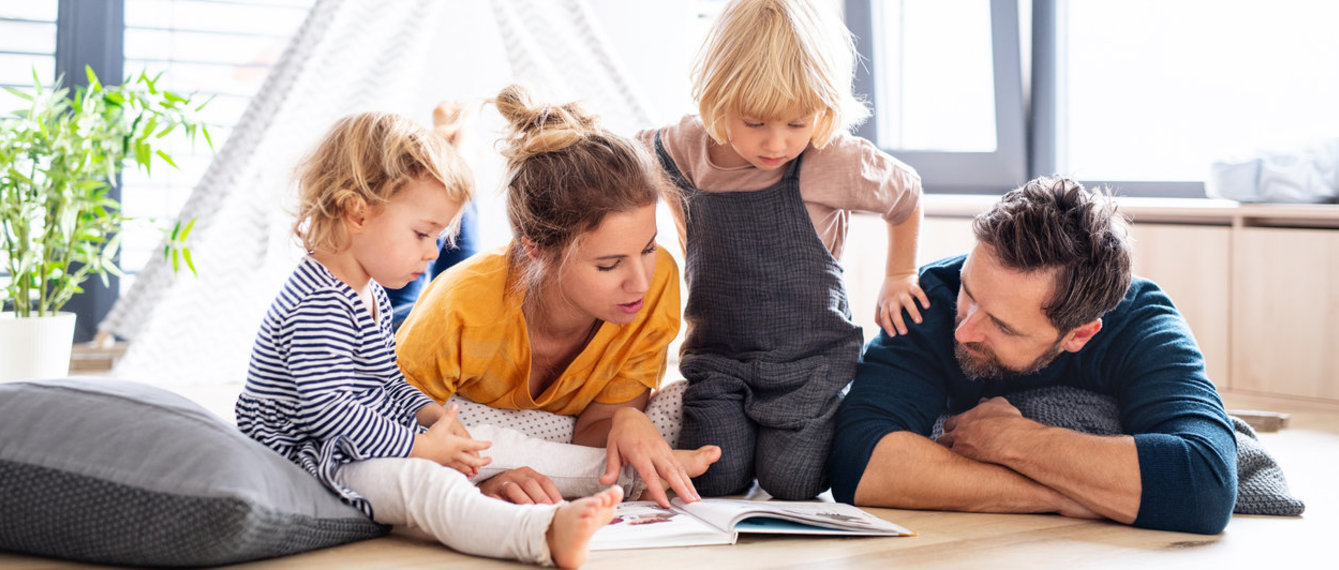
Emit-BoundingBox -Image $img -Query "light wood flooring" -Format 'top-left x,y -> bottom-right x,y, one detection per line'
3,389 -> 1335,569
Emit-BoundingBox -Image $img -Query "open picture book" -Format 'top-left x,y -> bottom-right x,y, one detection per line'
590,498 -> 915,551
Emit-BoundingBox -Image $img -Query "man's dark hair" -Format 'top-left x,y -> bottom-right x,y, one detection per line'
972,176 -> 1132,333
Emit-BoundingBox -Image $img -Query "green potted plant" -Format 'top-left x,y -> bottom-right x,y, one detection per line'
0,67 -> 210,381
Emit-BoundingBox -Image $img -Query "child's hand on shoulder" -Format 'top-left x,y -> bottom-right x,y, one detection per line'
411,404 -> 492,476
876,272 -> 930,337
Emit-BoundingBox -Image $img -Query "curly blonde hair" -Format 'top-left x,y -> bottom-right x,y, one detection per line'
293,112 -> 473,254
692,0 -> 868,149
493,84 -> 672,296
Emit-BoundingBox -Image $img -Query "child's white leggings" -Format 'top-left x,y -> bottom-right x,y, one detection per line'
337,457 -> 557,566
468,423 -> 646,499
337,424 -> 636,565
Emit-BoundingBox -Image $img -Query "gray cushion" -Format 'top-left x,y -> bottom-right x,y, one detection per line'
0,377 -> 387,567
932,385 -> 1305,517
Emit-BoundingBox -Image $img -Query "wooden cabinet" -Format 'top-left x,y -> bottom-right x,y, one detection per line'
1232,227 -> 1339,400
1128,223 -> 1232,390
918,217 -> 978,265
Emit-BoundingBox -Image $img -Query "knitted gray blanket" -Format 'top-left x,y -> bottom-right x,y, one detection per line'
930,385 -> 1304,516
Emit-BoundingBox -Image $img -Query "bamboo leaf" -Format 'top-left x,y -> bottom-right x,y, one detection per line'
3,86 -> 32,101
139,70 -> 157,93
155,150 -> 178,169
84,66 -> 100,91
135,141 -> 151,173
139,116 -> 158,142
182,247 -> 197,276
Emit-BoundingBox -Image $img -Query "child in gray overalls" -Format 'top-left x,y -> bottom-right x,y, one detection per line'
638,0 -> 927,500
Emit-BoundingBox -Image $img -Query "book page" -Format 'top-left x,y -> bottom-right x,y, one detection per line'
589,501 -> 736,551
673,498 -> 914,536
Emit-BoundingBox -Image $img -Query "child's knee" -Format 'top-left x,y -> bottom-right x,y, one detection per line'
753,427 -> 833,499
756,456 -> 829,500
756,472 -> 828,501
692,462 -> 755,497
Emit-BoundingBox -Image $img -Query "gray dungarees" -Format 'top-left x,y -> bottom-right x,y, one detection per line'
655,133 -> 864,500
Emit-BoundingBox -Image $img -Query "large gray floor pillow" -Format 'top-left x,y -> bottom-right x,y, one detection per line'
0,378 -> 387,567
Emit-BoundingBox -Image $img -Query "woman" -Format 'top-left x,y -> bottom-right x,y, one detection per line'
397,84 -> 718,507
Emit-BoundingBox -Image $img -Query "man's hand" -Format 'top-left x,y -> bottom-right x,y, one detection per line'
937,397 -> 1138,523
937,397 -> 1034,464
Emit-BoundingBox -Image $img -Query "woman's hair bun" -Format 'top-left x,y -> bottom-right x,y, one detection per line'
494,84 -> 599,160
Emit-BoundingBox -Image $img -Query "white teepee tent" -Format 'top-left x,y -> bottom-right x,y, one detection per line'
98,0 -> 691,385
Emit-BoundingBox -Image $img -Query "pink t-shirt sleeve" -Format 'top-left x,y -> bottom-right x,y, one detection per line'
801,133 -> 922,225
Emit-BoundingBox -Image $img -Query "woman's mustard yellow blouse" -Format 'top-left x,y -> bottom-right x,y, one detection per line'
396,247 -> 680,416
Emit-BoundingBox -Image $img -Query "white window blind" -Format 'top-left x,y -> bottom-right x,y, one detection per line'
0,2 -> 58,113
118,0 -> 314,288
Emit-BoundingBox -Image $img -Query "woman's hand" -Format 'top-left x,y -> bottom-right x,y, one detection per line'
478,467 -> 563,504
599,406 -> 700,507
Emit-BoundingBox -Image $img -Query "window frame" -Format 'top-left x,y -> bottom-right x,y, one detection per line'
848,0 -> 1206,198
54,0 -> 125,342
1030,0 -> 1204,198
846,0 -> 1027,195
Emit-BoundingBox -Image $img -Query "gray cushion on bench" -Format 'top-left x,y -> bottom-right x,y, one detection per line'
0,377 -> 387,567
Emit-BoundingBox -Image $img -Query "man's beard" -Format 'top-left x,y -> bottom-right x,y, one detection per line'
954,337 -> 1065,380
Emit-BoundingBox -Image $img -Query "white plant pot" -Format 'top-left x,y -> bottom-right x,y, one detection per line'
0,312 -> 77,382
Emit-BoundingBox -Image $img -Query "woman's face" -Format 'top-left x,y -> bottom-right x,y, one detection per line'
552,203 -> 660,326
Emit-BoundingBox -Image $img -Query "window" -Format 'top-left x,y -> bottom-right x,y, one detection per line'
2,0 -> 313,339
1054,0 -> 1339,185
118,0 -> 313,286
853,0 -> 1339,197
848,0 -> 1027,194
0,3 -> 59,300
0,3 -> 58,112
871,0 -> 997,152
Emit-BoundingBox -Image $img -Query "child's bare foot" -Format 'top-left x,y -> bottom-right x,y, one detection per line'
673,445 -> 721,479
637,445 -> 722,501
547,485 -> 623,569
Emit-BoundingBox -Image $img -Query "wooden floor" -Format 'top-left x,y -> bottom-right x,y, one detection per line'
3,390 -> 1336,569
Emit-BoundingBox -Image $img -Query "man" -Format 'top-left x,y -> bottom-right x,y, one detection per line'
830,176 -> 1237,534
